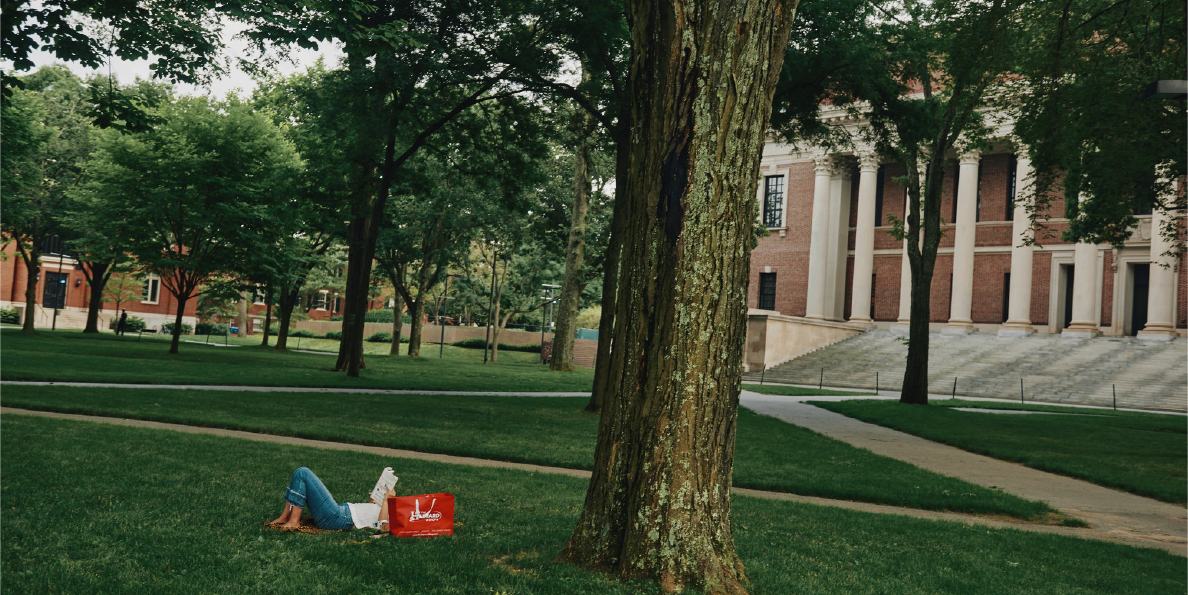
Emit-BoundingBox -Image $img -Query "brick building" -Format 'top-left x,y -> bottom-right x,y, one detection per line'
748,107 -> 1186,339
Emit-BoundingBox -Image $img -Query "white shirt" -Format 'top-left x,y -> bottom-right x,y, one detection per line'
347,502 -> 384,530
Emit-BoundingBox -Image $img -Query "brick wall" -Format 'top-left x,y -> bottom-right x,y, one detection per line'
1031,252 -> 1053,325
971,254 -> 1012,323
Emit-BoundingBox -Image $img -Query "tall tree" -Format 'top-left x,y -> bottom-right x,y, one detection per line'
772,0 -> 1028,405
558,1 -> 797,592
0,66 -> 93,333
78,96 -> 301,353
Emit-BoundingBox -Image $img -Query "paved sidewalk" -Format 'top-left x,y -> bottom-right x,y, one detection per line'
741,391 -> 1188,556
0,380 -> 590,397
4,406 -> 1171,553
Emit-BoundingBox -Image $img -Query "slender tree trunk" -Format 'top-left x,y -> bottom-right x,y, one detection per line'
551,86 -> 595,373
168,293 -> 189,354
21,253 -> 39,333
273,289 -> 297,351
407,299 -> 425,356
490,301 -> 503,363
900,156 -> 945,405
261,286 -> 274,347
389,291 -> 404,355
900,270 -> 933,403
83,262 -> 110,334
586,128 -> 630,411
558,1 -> 795,592
237,291 -> 249,337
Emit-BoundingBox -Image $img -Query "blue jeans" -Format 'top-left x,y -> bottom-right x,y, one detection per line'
284,467 -> 354,530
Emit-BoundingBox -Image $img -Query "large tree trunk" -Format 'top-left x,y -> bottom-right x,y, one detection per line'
21,253 -> 39,334
551,90 -> 595,373
407,298 -> 425,356
83,262 -> 110,334
389,291 -> 404,355
168,294 -> 189,354
900,269 -> 933,404
559,2 -> 795,593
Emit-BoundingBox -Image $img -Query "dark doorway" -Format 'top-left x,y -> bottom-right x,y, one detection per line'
1130,263 -> 1149,336
1063,265 -> 1075,329
43,272 -> 68,310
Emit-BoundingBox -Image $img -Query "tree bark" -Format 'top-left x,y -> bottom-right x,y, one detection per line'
586,126 -> 631,412
168,294 -> 189,354
407,298 -> 425,357
82,261 -> 111,334
273,288 -> 298,351
261,286 -> 274,347
551,85 -> 595,373
20,251 -> 39,334
559,2 -> 795,593
389,291 -> 404,355
237,291 -> 249,337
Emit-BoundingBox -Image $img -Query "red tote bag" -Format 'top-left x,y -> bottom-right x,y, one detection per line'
388,493 -> 455,538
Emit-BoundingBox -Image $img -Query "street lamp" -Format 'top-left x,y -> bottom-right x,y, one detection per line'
540,283 -> 560,364
439,273 -> 457,359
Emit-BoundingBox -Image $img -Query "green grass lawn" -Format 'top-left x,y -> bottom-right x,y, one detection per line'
2,415 -> 1180,595
1,384 -> 1061,521
0,329 -> 588,391
742,383 -> 873,396
811,399 -> 1188,504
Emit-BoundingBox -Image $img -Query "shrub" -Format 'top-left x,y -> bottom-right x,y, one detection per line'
324,330 -> 342,340
362,309 -> 413,324
124,316 -> 146,333
0,308 -> 19,324
449,338 -> 542,353
162,322 -> 193,335
575,305 -> 602,330
365,330 -> 392,343
290,329 -> 320,338
195,322 -> 230,335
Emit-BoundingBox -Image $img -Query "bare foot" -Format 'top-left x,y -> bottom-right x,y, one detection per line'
281,520 -> 302,529
267,516 -> 288,526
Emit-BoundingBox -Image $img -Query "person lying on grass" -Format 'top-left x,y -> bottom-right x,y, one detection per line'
268,467 -> 395,531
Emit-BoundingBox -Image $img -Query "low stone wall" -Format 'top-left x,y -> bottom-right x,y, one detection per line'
744,311 -> 867,372
294,320 -> 554,346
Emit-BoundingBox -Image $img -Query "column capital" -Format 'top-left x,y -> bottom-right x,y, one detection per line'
812,154 -> 833,175
959,150 -> 981,166
856,152 -> 880,172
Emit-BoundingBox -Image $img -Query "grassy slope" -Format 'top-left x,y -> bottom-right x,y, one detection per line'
1,384 -> 1057,520
2,415 -> 1181,595
0,330 -> 591,392
812,399 -> 1187,504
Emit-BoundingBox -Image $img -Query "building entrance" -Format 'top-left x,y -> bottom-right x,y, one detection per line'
1061,264 -> 1075,329
42,272 -> 68,310
1129,263 -> 1149,336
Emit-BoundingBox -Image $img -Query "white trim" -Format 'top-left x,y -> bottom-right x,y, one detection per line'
141,274 -> 161,305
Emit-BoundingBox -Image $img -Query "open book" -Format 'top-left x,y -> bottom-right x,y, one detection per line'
370,467 -> 399,504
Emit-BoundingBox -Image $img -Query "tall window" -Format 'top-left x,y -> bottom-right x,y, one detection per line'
975,164 -> 983,222
762,175 -> 784,228
869,274 -> 877,320
316,291 -> 329,311
1002,272 -> 1011,322
758,273 -> 777,310
141,274 -> 160,304
874,166 -> 885,225
1006,154 -> 1018,221
951,161 -> 960,223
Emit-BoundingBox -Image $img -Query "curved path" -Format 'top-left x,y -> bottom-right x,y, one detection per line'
741,391 -> 1187,556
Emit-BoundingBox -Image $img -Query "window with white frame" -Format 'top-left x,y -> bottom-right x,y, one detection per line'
316,290 -> 329,311
141,274 -> 161,304
762,175 -> 785,228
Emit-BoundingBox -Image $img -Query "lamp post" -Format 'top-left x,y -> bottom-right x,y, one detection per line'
540,283 -> 559,364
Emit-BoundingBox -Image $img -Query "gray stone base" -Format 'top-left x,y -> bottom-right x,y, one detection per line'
1136,332 -> 1176,342
1061,330 -> 1099,340
997,327 -> 1036,338
941,327 -> 975,336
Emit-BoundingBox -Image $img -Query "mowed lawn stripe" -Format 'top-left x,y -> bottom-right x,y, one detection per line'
811,399 -> 1187,504
0,384 -> 1058,521
2,415 -> 1181,595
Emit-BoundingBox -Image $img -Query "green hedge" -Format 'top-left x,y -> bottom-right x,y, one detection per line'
449,338 -> 542,353
324,330 -> 342,340
195,322 -> 229,335
328,310 -> 412,324
366,331 -> 392,343
162,322 -> 193,335
290,329 -> 320,338
0,308 -> 19,324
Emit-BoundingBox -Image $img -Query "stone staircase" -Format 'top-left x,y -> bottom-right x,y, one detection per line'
744,329 -> 1188,412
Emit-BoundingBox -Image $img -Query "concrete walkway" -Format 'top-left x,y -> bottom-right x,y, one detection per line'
3,406 -> 1172,553
741,391 -> 1188,556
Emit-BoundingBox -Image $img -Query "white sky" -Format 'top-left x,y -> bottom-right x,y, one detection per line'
9,20 -> 344,99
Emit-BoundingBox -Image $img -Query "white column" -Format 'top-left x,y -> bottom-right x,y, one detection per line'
944,151 -> 980,334
825,164 -> 853,320
1064,241 -> 1101,338
1139,206 -> 1180,340
804,156 -> 833,319
849,154 -> 879,325
1000,153 -> 1037,336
